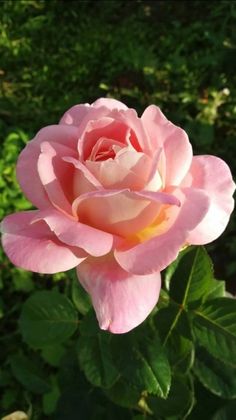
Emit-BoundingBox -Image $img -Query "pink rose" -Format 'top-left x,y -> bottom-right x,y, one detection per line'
1,98 -> 235,333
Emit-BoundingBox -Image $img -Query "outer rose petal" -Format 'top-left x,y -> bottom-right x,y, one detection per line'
115,187 -> 210,275
36,208 -> 115,257
141,105 -> 193,185
59,98 -> 127,127
37,142 -> 76,215
92,98 -> 128,110
77,255 -> 161,333
16,125 -> 79,209
182,155 -> 235,244
1,211 -> 86,273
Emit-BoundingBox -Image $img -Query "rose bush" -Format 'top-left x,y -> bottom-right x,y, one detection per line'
1,98 -> 235,333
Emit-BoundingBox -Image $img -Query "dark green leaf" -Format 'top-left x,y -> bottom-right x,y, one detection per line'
70,271 -> 91,315
211,401 -> 236,420
194,347 -> 236,399
42,376 -> 60,415
192,298 -> 236,367
111,332 -> 171,398
19,291 -> 78,348
166,334 -> 194,374
155,304 -> 192,345
148,376 -> 194,419
104,377 -> 140,408
78,314 -> 119,388
10,353 -> 51,394
41,344 -> 66,367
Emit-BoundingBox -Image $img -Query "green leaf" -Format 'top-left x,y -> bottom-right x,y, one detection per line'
194,347 -> 236,399
41,344 -> 66,367
111,332 -> 171,398
42,375 -> 60,415
155,304 -> 192,345
212,401 -> 236,420
148,376 -> 194,419
10,353 -> 51,394
169,246 -> 215,308
19,291 -> 78,348
78,312 -> 119,388
104,377 -> 140,409
71,276 -> 91,315
204,279 -> 225,301
192,298 -> 236,367
166,334 -> 194,374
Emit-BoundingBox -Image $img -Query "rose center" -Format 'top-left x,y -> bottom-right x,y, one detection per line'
88,136 -> 124,162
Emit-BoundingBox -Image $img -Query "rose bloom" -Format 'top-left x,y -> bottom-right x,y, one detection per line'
1,98 -> 235,333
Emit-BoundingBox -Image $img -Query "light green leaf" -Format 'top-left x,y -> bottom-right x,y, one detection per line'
170,246 -> 215,308
19,291 -> 78,348
194,346 -> 236,399
192,298 -> 236,367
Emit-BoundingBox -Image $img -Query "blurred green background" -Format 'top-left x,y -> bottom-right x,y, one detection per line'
0,0 -> 236,418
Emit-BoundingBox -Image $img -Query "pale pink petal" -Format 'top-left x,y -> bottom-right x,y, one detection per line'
109,108 -> 151,152
73,188 -> 179,237
182,155 -> 235,244
63,156 -> 102,197
89,137 -> 124,161
142,148 -> 163,191
36,208 -> 114,257
60,104 -> 91,125
59,99 -> 127,127
92,98 -> 128,111
86,146 -> 152,190
78,118 -> 129,160
141,105 -> 193,185
85,159 -> 146,190
16,125 -> 79,209
77,255 -> 161,333
114,187 -> 210,275
37,142 -> 75,215
1,211 -> 86,274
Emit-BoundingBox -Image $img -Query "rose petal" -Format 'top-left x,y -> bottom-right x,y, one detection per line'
77,255 -> 161,333
1,211 -> 86,273
92,97 -> 128,111
79,117 -> 129,160
16,125 -> 79,209
36,208 -> 115,257
182,155 -> 235,244
141,105 -> 193,185
73,188 -> 179,237
63,156 -> 102,197
114,187 -> 210,275
37,142 -> 75,215
60,104 -> 91,126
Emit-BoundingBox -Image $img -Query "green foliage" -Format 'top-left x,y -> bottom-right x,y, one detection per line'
111,331 -> 171,398
1,1 -> 236,418
192,298 -> 236,366
19,291 -> 78,348
78,312 -> 119,388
